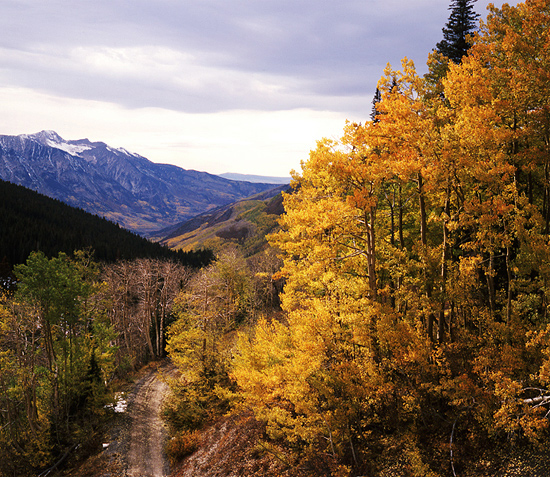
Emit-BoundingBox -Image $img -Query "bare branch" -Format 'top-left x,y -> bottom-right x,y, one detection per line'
523,395 -> 550,406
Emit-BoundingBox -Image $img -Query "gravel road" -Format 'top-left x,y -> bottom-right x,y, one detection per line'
127,365 -> 172,477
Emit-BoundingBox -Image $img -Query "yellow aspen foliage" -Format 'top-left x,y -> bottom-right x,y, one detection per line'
233,1 -> 550,474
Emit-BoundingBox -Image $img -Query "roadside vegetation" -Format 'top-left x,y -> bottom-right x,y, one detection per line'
0,250 -> 209,477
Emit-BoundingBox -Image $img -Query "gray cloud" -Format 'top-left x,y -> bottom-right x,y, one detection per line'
0,0 -> 509,117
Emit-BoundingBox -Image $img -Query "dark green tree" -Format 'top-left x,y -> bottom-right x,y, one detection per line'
436,0 -> 480,63
370,87 -> 382,123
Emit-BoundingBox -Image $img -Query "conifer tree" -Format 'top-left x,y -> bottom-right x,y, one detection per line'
436,0 -> 480,63
370,87 -> 382,123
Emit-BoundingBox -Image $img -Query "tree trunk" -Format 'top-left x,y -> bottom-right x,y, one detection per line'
365,209 -> 377,300
418,173 -> 427,246
427,313 -> 435,343
506,244 -> 512,326
418,173 -> 433,340
439,193 -> 450,344
399,184 -> 405,249
487,252 -> 496,316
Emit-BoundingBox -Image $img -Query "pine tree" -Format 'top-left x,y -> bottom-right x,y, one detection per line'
370,87 -> 382,123
436,0 -> 480,63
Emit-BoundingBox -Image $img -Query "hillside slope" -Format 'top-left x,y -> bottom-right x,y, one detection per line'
157,185 -> 290,256
0,131 -> 279,235
0,179 -> 211,276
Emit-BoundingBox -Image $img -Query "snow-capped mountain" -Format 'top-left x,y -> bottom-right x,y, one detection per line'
21,130 -> 94,157
0,131 -> 279,235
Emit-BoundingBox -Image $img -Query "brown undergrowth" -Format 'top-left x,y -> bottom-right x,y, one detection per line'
169,412 -> 338,477
169,411 -> 550,477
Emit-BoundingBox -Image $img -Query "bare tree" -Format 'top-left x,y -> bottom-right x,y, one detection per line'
101,259 -> 191,368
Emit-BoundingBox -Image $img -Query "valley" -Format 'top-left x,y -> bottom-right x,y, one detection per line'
0,130 -> 284,235
156,184 -> 289,254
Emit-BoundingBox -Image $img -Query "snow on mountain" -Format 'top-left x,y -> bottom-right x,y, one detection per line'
45,141 -> 92,157
0,131 -> 281,235
106,146 -> 141,158
23,130 -> 92,157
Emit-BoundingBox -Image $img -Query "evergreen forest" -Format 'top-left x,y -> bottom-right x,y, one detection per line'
0,178 -> 213,276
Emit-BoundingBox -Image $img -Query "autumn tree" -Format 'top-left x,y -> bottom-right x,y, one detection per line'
133,258 -> 191,359
164,249 -> 252,433
232,2 -> 550,474
232,64 -> 448,471
0,250 -> 116,476
247,247 -> 284,313
101,260 -> 144,368
14,251 -> 103,427
438,0 -> 550,440
0,295 -> 52,475
101,258 -> 191,368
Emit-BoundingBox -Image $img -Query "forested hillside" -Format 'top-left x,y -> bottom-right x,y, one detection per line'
163,2 -> 550,476
158,185 -> 290,256
0,178 -> 212,275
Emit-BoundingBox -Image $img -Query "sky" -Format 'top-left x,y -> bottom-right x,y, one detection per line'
0,0 -> 516,178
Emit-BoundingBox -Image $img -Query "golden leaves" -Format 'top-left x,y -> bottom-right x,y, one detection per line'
233,2 -> 550,471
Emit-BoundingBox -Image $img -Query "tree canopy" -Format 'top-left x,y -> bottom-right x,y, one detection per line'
231,1 -> 550,474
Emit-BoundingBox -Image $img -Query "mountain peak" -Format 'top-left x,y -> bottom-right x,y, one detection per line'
29,130 -> 65,144
23,130 -> 93,157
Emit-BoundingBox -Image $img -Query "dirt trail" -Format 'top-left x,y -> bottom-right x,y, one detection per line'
72,362 -> 175,477
126,365 -> 172,477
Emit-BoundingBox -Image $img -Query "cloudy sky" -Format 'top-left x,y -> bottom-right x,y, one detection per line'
0,0 -> 515,178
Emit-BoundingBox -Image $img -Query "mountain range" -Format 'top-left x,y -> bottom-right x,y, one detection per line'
0,131 -> 283,235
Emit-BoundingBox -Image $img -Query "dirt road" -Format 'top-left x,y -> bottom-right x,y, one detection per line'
126,365 -> 172,477
74,363 -> 174,477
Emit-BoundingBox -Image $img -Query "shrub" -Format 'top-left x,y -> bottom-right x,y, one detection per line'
165,429 -> 201,464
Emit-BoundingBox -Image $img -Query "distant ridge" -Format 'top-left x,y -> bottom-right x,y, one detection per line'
0,131 -> 280,235
157,184 -> 291,256
219,172 -> 291,184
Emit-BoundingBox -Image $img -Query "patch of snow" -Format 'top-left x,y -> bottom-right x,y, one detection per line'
106,146 -> 121,155
105,392 -> 128,413
118,147 -> 139,157
44,140 -> 92,157
107,146 -> 139,158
